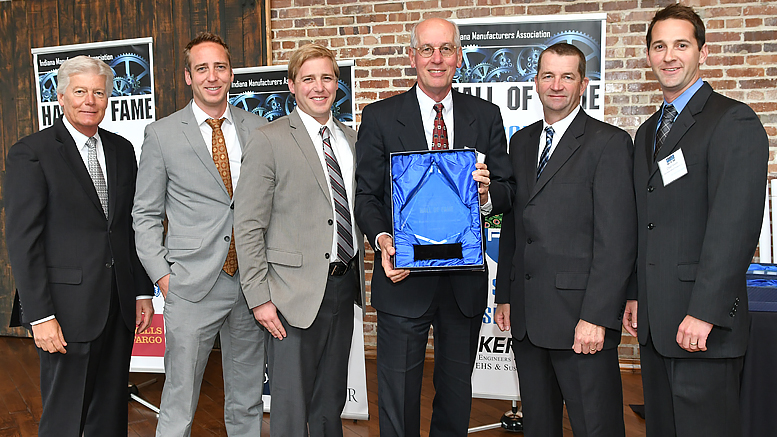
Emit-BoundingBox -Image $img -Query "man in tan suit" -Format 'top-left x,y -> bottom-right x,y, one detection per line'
234,44 -> 362,437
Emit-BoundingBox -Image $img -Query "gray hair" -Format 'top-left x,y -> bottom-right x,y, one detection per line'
410,18 -> 461,48
56,55 -> 114,95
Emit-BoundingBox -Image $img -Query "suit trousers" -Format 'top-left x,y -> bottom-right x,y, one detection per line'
376,275 -> 482,437
156,270 -> 266,437
37,279 -> 133,437
640,334 -> 744,437
266,265 -> 358,437
511,337 -> 624,437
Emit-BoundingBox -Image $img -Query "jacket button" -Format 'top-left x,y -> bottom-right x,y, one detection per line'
230,203 -> 234,210
325,253 -> 330,259
525,274 -> 531,280
647,223 -> 655,230
224,236 -> 230,242
648,185 -> 654,192
730,311 -> 735,317
527,238 -> 532,244
328,219 -> 333,225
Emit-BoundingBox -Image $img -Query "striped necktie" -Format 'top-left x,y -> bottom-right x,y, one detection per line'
320,126 -> 354,262
537,126 -> 554,180
85,136 -> 108,217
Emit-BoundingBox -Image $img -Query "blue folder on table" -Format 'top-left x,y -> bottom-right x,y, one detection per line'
390,149 -> 484,271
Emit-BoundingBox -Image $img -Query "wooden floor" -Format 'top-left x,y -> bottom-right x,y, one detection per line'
0,336 -> 646,436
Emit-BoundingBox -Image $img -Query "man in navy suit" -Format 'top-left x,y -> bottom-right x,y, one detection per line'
355,17 -> 514,436
5,55 -> 154,436
624,5 -> 768,436
494,43 -> 635,437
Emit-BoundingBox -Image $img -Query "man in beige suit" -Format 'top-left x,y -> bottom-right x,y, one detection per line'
234,44 -> 362,437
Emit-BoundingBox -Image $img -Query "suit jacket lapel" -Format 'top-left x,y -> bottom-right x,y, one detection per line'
102,130 -> 118,224
54,120 -> 106,218
232,106 -> 253,153
643,112 -> 660,176
650,83 -> 712,179
521,121 -> 543,195
396,86 -> 427,152
530,111 -> 584,199
452,90 -> 477,150
289,109 -> 331,201
180,102 -> 231,197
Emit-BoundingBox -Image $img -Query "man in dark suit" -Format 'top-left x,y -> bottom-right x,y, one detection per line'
493,43 -> 635,437
623,5 -> 769,437
354,17 -> 514,436
5,55 -> 154,436
235,43 -> 363,437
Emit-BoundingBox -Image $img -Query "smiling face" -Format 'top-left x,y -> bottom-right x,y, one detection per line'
288,56 -> 338,124
534,52 -> 589,124
185,41 -> 234,118
410,18 -> 463,102
647,18 -> 708,103
57,73 -> 109,137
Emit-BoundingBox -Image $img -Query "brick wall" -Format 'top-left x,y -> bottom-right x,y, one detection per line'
268,0 -> 777,361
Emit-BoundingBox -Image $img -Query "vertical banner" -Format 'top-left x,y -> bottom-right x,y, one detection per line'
453,15 -> 607,400
31,38 -> 161,373
228,61 -> 369,420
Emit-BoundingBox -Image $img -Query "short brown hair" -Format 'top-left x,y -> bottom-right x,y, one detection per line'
287,44 -> 340,83
537,43 -> 587,80
184,32 -> 232,72
647,4 -> 706,50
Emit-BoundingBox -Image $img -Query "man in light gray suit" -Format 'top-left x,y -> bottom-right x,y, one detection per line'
235,44 -> 362,437
132,32 -> 267,437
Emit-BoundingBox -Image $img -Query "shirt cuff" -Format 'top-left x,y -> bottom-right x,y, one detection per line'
375,232 -> 391,251
30,315 -> 55,325
136,296 -> 153,300
480,192 -> 493,215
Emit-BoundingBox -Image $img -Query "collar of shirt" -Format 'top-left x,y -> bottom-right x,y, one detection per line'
661,78 -> 703,122
62,115 -> 107,181
416,86 -> 454,150
191,101 -> 242,190
296,108 -> 358,261
539,105 -> 581,166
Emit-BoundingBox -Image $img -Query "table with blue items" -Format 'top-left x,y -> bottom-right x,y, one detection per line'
741,264 -> 777,437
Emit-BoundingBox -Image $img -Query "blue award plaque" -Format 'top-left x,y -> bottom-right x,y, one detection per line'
390,149 -> 484,271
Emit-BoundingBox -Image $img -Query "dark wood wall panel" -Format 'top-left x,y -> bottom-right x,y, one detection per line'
0,0 -> 271,337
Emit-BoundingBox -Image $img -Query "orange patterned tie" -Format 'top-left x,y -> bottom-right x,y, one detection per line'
206,117 -> 238,276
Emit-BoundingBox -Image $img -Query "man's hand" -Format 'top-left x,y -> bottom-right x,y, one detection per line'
135,299 -> 154,334
495,303 -> 511,332
378,234 -> 410,283
573,319 -> 605,355
473,162 -> 490,205
252,301 -> 286,340
622,300 -> 638,337
31,319 -> 67,354
157,274 -> 170,299
676,315 -> 713,352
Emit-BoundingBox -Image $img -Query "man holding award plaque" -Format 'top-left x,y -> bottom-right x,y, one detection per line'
494,43 -> 636,437
355,17 -> 515,437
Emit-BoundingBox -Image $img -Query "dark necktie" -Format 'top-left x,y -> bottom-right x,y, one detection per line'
432,103 -> 449,150
654,104 -> 677,161
205,117 -> 238,276
320,126 -> 354,262
537,126 -> 554,180
86,136 -> 108,217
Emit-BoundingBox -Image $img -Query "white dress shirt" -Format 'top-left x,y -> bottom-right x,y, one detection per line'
297,109 -> 359,262
538,105 -> 581,167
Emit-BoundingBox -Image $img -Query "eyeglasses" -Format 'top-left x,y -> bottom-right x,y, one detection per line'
414,44 -> 458,58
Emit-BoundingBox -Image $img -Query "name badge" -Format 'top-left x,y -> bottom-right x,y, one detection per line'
658,149 -> 688,186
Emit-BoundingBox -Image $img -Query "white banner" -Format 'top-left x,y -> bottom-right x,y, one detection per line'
452,14 -> 608,401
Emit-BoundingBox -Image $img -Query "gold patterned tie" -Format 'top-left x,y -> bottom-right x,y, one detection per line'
206,117 -> 238,276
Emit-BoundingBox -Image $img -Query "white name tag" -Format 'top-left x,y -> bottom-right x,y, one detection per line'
658,149 -> 688,186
